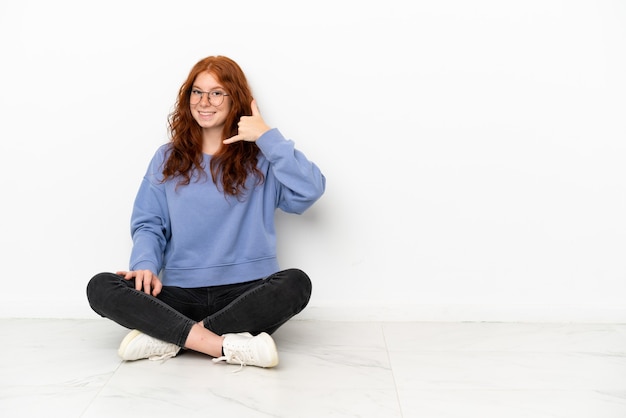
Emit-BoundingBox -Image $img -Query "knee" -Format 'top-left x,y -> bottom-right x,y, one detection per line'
283,268 -> 312,307
86,272 -> 120,311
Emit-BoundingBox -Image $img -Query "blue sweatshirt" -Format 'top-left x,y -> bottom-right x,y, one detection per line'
129,128 -> 325,287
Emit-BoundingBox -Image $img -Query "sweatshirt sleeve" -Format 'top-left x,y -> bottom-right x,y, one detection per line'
256,128 -> 326,214
128,148 -> 171,275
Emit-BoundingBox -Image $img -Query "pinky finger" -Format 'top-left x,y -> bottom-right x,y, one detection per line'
223,135 -> 242,144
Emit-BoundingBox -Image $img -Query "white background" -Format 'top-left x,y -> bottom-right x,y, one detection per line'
0,0 -> 624,321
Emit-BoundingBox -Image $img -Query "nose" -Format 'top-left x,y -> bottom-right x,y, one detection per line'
199,93 -> 212,106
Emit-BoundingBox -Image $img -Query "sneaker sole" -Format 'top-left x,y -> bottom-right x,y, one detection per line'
118,329 -> 142,360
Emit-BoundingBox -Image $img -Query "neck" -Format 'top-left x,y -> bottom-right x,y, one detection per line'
202,129 -> 223,155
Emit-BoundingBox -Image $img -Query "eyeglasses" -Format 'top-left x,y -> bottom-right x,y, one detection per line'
189,88 -> 229,106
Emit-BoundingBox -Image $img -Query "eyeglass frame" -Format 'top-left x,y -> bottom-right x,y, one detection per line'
189,88 -> 229,106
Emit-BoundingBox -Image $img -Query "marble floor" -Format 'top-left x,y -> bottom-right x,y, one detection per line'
1,318 -> 625,417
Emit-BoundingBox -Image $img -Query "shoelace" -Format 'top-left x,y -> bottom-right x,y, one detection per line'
148,351 -> 178,361
141,339 -> 179,361
212,352 -> 247,372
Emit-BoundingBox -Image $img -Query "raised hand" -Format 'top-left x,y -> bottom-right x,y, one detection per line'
223,100 -> 271,144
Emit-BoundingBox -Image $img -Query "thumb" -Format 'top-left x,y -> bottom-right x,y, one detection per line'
250,99 -> 260,116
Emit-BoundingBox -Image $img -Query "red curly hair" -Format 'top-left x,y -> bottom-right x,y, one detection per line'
163,56 -> 263,197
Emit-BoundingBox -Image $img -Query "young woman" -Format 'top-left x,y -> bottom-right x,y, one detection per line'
86,55 -> 325,368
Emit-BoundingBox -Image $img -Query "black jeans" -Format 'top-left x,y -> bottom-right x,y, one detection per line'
86,269 -> 312,347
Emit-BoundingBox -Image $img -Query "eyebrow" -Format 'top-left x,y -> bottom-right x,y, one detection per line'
191,85 -> 225,91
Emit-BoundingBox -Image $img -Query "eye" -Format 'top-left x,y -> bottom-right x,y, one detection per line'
191,89 -> 203,96
210,91 -> 225,97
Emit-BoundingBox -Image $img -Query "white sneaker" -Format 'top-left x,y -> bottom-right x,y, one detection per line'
118,329 -> 181,361
213,332 -> 279,368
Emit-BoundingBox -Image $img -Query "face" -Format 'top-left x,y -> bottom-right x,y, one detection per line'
189,71 -> 231,133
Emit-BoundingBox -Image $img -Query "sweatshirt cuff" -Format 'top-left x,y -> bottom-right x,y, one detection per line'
255,128 -> 285,157
131,261 -> 160,276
